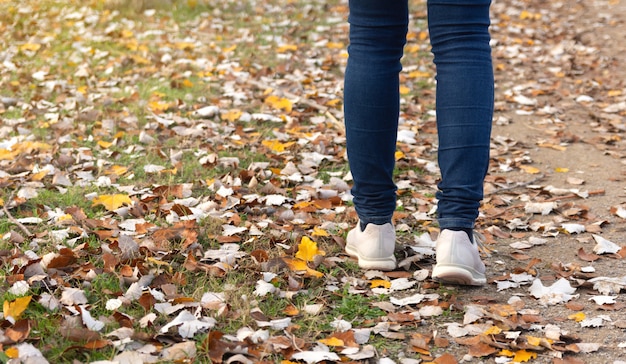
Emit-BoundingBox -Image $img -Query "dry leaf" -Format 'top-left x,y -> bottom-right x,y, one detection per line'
3,296 -> 32,324
295,236 -> 325,262
92,194 -> 132,211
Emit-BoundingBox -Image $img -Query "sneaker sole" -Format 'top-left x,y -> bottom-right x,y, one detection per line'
345,244 -> 396,271
432,265 -> 486,286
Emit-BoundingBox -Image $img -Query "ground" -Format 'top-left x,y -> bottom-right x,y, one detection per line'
451,0 -> 626,362
1,0 -> 626,363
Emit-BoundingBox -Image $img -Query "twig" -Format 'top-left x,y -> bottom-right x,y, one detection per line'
238,77 -> 344,130
544,189 -> 605,202
485,174 -> 545,196
2,190 -> 34,238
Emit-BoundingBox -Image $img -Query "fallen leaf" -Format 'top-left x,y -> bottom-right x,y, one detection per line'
3,296 -> 32,324
295,236 -> 325,262
92,194 -> 132,211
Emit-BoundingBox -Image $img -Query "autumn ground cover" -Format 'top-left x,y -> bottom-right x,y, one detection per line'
2,0 -> 626,363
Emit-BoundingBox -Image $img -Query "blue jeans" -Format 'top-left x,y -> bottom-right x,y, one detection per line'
344,0 -> 494,229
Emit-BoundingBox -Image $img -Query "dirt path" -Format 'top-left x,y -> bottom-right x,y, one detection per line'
465,0 -> 626,362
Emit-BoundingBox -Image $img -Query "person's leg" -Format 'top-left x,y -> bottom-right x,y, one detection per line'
344,0 -> 409,227
428,0 -> 493,285
428,0 -> 494,232
343,0 -> 408,271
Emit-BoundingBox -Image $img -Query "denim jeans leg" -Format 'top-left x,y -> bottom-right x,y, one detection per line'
344,0 -> 409,226
428,0 -> 494,229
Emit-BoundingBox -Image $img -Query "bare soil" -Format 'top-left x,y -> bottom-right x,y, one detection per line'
450,0 -> 626,362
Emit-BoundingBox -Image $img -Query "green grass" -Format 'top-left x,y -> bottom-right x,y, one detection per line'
0,0 -> 453,362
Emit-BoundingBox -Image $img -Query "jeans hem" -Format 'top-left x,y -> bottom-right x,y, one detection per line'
438,218 -> 475,230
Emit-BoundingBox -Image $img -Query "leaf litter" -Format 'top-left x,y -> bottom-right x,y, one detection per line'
1,0 -> 626,363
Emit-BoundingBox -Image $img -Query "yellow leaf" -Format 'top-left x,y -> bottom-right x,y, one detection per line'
92,194 -> 132,211
283,305 -> 300,316
526,335 -> 542,346
182,79 -> 194,88
555,167 -> 569,173
106,165 -> 129,176
20,43 -> 41,52
399,85 -> 411,95
222,44 -> 237,53
498,349 -> 515,357
121,29 -> 134,38
295,236 -> 325,261
408,70 -> 431,79
149,101 -> 172,112
293,201 -> 314,209
608,90 -> 623,97
277,44 -> 298,53
395,151 -> 405,160
537,142 -> 567,151
30,170 -> 48,181
568,311 -> 586,322
130,55 -> 151,65
483,326 -> 502,335
370,279 -> 391,289
265,95 -> 293,113
175,42 -> 195,50
98,140 -> 114,149
519,165 -> 541,174
57,214 -> 74,223
513,349 -> 537,362
0,149 -> 15,160
312,227 -> 329,237
325,99 -> 341,107
3,296 -> 32,323
283,258 -> 324,278
318,337 -> 344,346
262,140 -> 294,153
5,347 -> 19,359
221,109 -> 242,122
0,197 -> 4,207
326,42 -> 344,49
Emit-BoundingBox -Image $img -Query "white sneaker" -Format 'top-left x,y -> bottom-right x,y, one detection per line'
345,222 -> 396,271
432,229 -> 486,286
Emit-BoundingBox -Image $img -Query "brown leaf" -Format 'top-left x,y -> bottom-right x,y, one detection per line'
328,331 -> 358,347
83,339 -> 111,350
410,332 -> 432,353
139,292 -> 156,311
251,249 -> 269,263
387,312 -> 417,322
577,247 -> 600,262
455,335 -> 481,346
434,353 -> 459,364
102,253 -> 119,273
434,336 -> 450,348
47,248 -> 77,269
565,301 -> 585,311
113,311 -> 134,328
510,252 -> 532,260
60,325 -> 101,343
468,341 -> 498,357
5,319 -> 31,342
